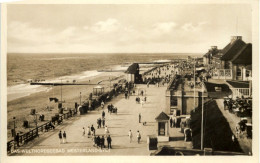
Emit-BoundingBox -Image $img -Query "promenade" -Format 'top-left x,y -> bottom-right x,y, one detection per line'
12,84 -> 191,156
216,99 -> 252,154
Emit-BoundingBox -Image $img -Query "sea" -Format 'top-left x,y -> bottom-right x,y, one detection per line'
7,53 -> 196,101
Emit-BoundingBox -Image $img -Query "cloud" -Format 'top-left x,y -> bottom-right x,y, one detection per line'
90,18 -> 121,33
181,22 -> 207,32
152,22 -> 177,33
7,19 -> 209,53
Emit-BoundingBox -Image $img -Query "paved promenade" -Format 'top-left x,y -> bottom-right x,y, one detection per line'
216,99 -> 252,154
12,84 -> 191,156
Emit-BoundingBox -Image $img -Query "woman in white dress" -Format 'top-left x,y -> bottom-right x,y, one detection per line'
105,126 -> 109,137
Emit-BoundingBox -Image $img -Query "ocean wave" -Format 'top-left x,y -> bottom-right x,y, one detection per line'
7,84 -> 52,102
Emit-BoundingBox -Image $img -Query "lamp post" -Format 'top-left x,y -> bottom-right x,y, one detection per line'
34,114 -> 39,137
13,117 -> 16,137
80,92 -> 82,106
60,79 -> 62,102
201,86 -> 204,150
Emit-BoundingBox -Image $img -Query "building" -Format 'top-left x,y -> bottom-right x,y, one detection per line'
211,36 -> 252,81
125,63 -> 142,83
203,46 -> 221,67
165,75 -> 208,116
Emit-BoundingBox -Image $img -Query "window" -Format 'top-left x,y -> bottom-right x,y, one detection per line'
237,68 -> 242,77
158,122 -> 165,136
170,96 -> 178,106
246,70 -> 251,77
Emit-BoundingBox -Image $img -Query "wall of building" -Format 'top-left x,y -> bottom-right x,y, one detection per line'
165,90 -> 208,115
126,74 -> 135,82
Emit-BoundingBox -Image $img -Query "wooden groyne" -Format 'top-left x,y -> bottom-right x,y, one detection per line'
30,83 -> 104,86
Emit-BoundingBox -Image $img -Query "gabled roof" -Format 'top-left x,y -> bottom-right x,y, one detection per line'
203,49 -> 221,58
155,112 -> 169,121
125,63 -> 139,74
221,39 -> 246,61
231,43 -> 252,65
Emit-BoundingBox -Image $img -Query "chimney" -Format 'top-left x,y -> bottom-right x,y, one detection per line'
231,36 -> 242,44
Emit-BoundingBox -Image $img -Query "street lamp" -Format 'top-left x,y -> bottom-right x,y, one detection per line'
34,113 -> 39,137
80,92 -> 82,106
13,117 -> 16,137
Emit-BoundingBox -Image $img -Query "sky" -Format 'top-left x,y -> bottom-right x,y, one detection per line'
7,4 -> 252,54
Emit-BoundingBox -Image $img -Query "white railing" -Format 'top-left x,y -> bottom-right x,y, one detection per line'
212,69 -> 232,80
230,88 -> 251,98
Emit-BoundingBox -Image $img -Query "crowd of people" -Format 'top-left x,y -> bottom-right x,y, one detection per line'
224,96 -> 252,139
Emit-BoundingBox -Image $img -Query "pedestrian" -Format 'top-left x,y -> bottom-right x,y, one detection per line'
105,126 -> 109,136
91,125 -> 95,136
128,130 -> 133,143
102,118 -> 105,128
98,118 -> 102,128
107,135 -> 112,149
236,123 -> 241,137
125,91 -> 128,99
93,136 -> 97,147
170,117 -> 173,128
173,118 -> 176,128
139,113 -> 141,123
107,104 -> 110,113
58,131 -> 63,144
101,101 -> 105,109
223,99 -> 228,110
87,126 -> 90,138
102,110 -> 105,119
141,99 -> 144,107
100,136 -> 105,149
96,136 -> 101,148
137,131 -> 141,144
97,118 -> 100,128
63,131 -> 67,143
144,96 -> 147,103
15,133 -> 20,147
82,127 -> 85,136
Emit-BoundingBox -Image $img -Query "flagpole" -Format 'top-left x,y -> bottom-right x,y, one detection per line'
194,58 -> 196,110
201,85 -> 204,150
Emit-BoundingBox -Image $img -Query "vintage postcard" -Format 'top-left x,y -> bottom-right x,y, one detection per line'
1,0 -> 259,163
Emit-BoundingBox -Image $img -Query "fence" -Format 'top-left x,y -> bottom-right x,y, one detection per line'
230,88 -> 251,98
7,110 -> 76,154
212,69 -> 232,80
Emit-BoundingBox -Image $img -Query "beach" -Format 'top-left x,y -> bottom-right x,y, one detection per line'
7,71 -> 125,141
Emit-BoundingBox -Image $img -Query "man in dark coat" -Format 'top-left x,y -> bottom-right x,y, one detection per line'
58,131 -> 62,144
15,133 -> 20,147
63,131 -> 67,143
100,136 -> 105,149
102,118 -> 105,128
107,135 -> 112,149
91,125 -> 95,136
96,136 -> 101,148
102,111 -> 105,119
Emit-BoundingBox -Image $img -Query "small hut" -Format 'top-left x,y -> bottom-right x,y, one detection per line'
125,63 -> 141,83
155,112 -> 170,142
93,85 -> 104,96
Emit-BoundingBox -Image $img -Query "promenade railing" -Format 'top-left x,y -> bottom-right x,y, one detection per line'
7,110 -> 76,154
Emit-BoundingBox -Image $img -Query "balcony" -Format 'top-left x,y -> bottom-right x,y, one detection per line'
212,69 -> 232,80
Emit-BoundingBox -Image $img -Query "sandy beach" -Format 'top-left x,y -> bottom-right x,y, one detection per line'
7,71 -> 125,140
